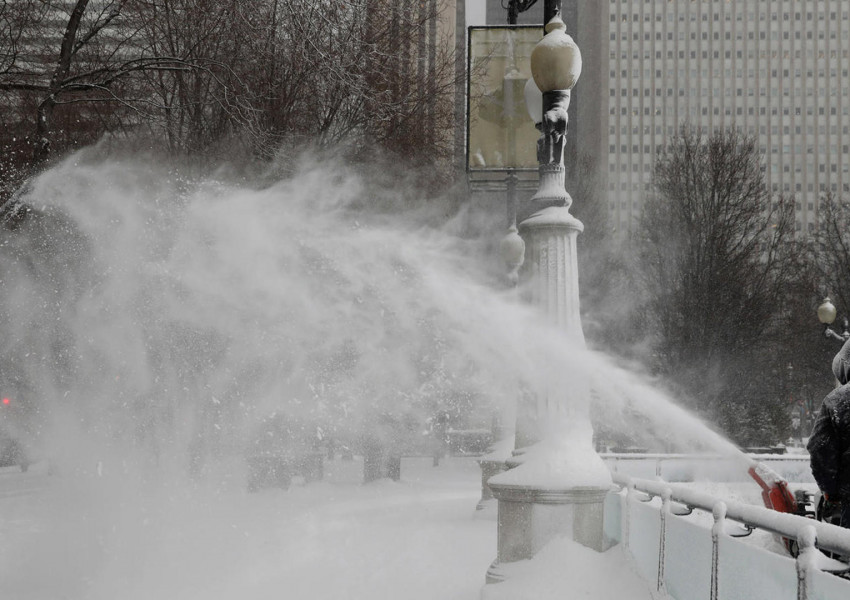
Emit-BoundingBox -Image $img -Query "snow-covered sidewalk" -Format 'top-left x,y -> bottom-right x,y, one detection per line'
0,456 -> 663,600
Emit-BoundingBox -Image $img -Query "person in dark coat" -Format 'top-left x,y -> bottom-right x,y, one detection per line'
808,337 -> 850,528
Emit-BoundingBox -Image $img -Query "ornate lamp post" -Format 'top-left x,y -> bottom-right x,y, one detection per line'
817,297 -> 850,343
484,15 -> 611,586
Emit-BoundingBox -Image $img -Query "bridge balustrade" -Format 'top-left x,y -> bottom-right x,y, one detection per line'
601,452 -> 815,484
605,473 -> 850,600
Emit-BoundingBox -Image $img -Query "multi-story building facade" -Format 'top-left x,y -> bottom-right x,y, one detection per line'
606,1 -> 850,237
480,1 -> 850,238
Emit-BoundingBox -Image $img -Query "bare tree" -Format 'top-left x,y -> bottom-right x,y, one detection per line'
0,0 -> 260,176
812,193 -> 850,314
1,0 -> 463,196
0,0 -> 50,75
633,125 -> 798,444
123,0 -> 260,154
245,0 -> 461,176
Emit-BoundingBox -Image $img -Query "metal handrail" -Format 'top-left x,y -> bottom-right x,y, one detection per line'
613,473 -> 850,558
601,452 -> 808,461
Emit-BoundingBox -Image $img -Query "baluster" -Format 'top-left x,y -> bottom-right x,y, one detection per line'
795,525 -> 818,600
624,479 -> 635,550
710,501 -> 727,600
658,488 -> 671,594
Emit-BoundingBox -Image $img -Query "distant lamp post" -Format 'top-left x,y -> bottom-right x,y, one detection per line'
500,224 -> 526,287
817,297 -> 850,343
501,63 -> 528,239
475,34 -> 532,284
484,14 -> 611,586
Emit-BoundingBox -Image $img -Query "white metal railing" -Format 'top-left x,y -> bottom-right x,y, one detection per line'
607,473 -> 850,600
601,452 -> 815,484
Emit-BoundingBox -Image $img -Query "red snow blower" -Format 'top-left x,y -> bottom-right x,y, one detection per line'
748,460 -> 817,555
748,461 -> 798,514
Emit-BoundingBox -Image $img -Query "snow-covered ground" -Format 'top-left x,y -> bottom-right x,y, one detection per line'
8,452 -> 834,600
0,455 -> 667,600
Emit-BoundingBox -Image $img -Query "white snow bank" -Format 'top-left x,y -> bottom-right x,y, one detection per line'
481,536 -> 660,600
489,433 -> 611,489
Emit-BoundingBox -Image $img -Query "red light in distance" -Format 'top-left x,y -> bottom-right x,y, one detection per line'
2,398 -> 9,405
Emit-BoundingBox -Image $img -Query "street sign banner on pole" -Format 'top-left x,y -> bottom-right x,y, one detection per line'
467,26 -> 543,172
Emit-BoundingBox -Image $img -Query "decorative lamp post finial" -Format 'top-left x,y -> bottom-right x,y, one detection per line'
530,15 -> 582,93
526,15 -> 582,208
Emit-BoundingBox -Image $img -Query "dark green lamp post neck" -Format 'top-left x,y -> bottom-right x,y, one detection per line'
544,0 -> 561,25
506,0 -> 561,26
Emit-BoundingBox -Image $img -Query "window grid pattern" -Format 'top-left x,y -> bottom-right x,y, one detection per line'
605,0 -> 850,235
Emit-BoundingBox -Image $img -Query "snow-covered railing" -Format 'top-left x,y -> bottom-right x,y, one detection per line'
606,473 -> 850,600
601,453 -> 814,484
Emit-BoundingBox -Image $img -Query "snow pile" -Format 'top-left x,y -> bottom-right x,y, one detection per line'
489,423 -> 611,489
482,536 -> 660,600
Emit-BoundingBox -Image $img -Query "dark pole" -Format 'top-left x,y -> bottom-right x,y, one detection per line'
544,0 -> 561,24
546,0 -> 577,183
504,0 -> 541,233
506,1 -> 542,25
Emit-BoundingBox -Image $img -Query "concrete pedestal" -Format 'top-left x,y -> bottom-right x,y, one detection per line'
477,458 -> 509,510
485,483 -> 610,584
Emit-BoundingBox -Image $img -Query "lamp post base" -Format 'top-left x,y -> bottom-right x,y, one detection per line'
483,439 -> 613,586
486,482 -> 611,582
484,483 -> 611,586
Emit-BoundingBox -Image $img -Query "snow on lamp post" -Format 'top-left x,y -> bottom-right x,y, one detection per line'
484,14 -> 612,586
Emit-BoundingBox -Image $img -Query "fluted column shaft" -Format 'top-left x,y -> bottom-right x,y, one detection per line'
519,206 -> 584,343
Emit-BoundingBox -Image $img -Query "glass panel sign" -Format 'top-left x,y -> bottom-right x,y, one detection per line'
467,26 -> 543,172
